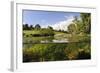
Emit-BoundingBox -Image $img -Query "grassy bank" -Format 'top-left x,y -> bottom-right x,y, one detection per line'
23,29 -> 54,37
23,42 -> 91,62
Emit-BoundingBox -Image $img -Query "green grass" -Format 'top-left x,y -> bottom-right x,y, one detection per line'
23,42 -> 91,62
23,29 -> 54,37
23,36 -> 54,44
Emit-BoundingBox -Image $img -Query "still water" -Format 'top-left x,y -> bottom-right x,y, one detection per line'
23,36 -> 69,44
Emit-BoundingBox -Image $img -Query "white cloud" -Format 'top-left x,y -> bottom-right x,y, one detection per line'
51,16 -> 74,31
42,23 -> 49,28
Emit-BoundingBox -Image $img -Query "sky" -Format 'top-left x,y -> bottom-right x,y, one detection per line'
23,10 -> 80,31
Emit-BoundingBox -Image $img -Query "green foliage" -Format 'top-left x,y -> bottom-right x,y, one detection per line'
23,29 -> 54,37
23,43 -> 68,62
34,24 -> 41,30
67,23 -> 77,34
67,13 -> 91,34
23,24 -> 34,30
80,13 -> 91,33
30,25 -> 34,30
23,24 -> 30,30
23,42 -> 91,62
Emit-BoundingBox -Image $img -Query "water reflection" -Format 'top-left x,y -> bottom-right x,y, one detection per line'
23,36 -> 69,44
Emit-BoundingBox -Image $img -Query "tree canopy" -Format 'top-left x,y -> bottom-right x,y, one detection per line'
35,24 -> 41,30
67,13 -> 91,34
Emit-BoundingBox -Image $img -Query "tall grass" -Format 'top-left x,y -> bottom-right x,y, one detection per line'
23,42 -> 90,62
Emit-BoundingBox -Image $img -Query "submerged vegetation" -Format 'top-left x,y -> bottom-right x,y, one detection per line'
23,13 -> 91,62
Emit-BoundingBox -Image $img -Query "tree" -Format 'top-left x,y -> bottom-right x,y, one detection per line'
30,25 -> 34,30
67,16 -> 79,34
35,24 -> 41,30
67,13 -> 91,34
67,23 -> 77,34
23,24 -> 29,30
73,16 -> 83,34
80,13 -> 91,34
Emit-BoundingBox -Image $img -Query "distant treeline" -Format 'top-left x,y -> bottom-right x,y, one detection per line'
23,24 -> 53,30
23,24 -> 56,37
23,24 -> 68,33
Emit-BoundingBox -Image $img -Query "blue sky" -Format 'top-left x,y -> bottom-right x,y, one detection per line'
22,10 -> 80,30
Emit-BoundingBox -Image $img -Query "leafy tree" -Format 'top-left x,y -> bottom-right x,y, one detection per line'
80,13 -> 91,34
23,24 -> 29,30
35,24 -> 41,30
67,13 -> 91,34
30,25 -> 34,30
67,23 -> 77,34
67,16 -> 79,34
73,16 -> 83,34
